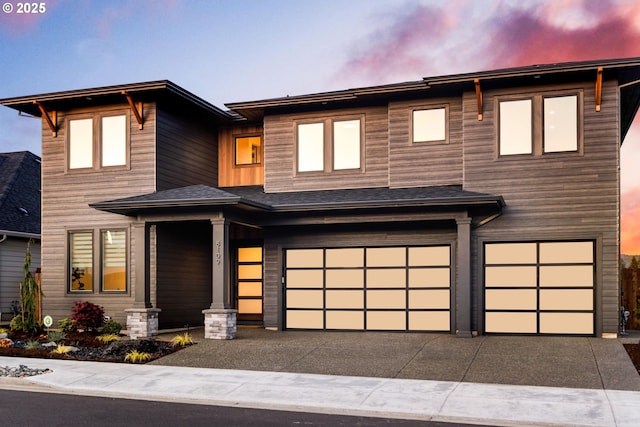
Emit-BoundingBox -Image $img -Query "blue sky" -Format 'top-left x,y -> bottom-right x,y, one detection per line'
2,0 -> 640,250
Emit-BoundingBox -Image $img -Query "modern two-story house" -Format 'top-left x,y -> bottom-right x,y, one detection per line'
2,57 -> 640,339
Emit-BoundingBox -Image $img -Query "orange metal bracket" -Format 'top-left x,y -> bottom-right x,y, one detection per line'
474,79 -> 483,121
33,101 -> 57,137
595,67 -> 603,112
122,91 -> 144,129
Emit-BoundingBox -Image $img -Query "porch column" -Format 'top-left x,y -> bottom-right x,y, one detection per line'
455,217 -> 473,338
203,216 -> 237,339
126,221 -> 160,339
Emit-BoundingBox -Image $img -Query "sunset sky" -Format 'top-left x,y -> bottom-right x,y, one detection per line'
1,0 -> 640,252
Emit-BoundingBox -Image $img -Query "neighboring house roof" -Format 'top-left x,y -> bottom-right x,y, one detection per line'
89,184 -> 504,217
226,57 -> 640,140
0,151 -> 41,237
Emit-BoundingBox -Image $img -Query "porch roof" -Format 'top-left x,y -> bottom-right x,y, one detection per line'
89,184 -> 504,217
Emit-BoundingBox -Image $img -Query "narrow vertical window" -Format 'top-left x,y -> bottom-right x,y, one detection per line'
69,231 -> 93,291
297,122 -> 324,172
333,119 -> 360,170
102,230 -> 127,292
544,95 -> 578,153
413,108 -> 446,142
499,99 -> 532,155
101,115 -> 127,166
235,136 -> 262,165
69,118 -> 93,169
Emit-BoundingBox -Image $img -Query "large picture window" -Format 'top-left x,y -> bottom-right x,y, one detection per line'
544,95 -> 578,153
499,99 -> 532,155
297,123 -> 324,172
333,119 -> 360,170
69,231 -> 93,291
101,115 -> 127,167
67,113 -> 128,170
413,107 -> 446,143
69,118 -> 94,169
102,229 -> 127,292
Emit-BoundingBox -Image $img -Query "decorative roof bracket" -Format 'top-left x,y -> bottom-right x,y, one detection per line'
122,91 -> 144,129
33,101 -> 57,137
595,67 -> 603,112
474,79 -> 483,121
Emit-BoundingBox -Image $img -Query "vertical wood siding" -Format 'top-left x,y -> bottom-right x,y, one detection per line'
463,80 -> 620,335
218,124 -> 264,186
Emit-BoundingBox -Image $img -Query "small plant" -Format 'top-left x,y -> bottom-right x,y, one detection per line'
124,350 -> 151,364
0,327 -> 8,335
98,319 -> 122,335
71,301 -> 105,332
47,331 -> 66,343
58,318 -> 77,332
97,334 -> 120,343
170,332 -> 194,347
25,340 -> 41,350
52,344 -> 73,354
9,315 -> 23,332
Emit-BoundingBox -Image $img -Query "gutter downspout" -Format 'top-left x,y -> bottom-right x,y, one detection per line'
0,234 -> 7,244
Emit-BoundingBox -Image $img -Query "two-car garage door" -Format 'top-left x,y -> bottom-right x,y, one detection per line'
284,246 -> 451,331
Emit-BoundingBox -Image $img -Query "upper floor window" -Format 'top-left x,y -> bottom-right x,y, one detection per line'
297,117 -> 362,173
498,93 -> 581,157
68,113 -> 128,170
413,107 -> 447,143
235,135 -> 262,165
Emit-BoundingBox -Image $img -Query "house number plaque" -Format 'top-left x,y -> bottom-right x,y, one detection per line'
216,240 -> 222,265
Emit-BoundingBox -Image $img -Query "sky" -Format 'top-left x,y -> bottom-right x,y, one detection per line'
1,0 -> 640,252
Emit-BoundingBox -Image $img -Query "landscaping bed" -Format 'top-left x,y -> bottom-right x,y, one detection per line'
624,344 -> 640,374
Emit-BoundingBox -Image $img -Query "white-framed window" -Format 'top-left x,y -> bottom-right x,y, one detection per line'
499,99 -> 532,155
413,107 -> 446,143
296,117 -> 363,173
333,119 -> 360,170
297,122 -> 324,172
67,113 -> 128,170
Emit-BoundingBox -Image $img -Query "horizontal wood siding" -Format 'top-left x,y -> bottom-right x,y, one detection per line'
156,104 -> 218,190
40,103 -> 157,325
389,97 -> 463,188
463,80 -> 620,335
218,125 -> 264,186
263,224 -> 456,329
156,222 -> 212,328
263,106 -> 389,192
0,237 -> 40,319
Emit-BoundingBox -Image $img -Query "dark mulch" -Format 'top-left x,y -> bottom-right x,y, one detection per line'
624,344 -> 640,374
0,331 -> 186,363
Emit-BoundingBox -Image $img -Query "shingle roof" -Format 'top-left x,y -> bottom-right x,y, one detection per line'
90,184 -> 504,216
0,151 -> 41,236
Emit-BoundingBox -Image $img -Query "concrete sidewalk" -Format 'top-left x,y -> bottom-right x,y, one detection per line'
1,355 -> 639,426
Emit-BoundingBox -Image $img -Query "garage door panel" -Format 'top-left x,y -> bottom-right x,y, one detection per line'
486,289 -> 537,310
485,266 -> 537,287
409,312 -> 449,331
485,312 -> 537,333
326,311 -> 364,329
287,269 -> 323,288
326,269 -> 364,288
367,290 -> 405,309
409,246 -> 450,266
367,311 -> 406,330
539,289 -> 592,311
409,268 -> 450,287
367,269 -> 406,288
485,243 -> 537,264
367,247 -> 405,267
326,248 -> 364,267
409,289 -> 449,309
539,242 -> 593,264
326,290 -> 364,309
287,311 -> 323,329
287,249 -> 324,268
286,290 -> 323,309
539,313 -> 593,334
539,266 -> 593,287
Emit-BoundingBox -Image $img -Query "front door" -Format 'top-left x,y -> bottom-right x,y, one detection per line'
235,246 -> 263,323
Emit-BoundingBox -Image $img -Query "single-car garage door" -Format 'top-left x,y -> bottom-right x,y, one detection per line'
284,246 -> 451,331
484,241 -> 594,335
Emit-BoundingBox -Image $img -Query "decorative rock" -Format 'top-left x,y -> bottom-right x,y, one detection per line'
0,333 -> 8,339
42,342 -> 57,348
0,364 -> 52,378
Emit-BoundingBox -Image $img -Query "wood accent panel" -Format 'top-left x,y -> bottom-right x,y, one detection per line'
156,103 -> 218,190
388,97 -> 463,188
218,125 -> 264,186
263,106 -> 389,193
465,81 -> 619,335
40,103 -> 157,325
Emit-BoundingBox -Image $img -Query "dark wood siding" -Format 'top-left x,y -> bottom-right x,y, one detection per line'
156,221 -> 212,328
389,97 -> 463,188
263,106 -> 389,193
463,80 -> 620,335
40,103 -> 157,325
218,124 -> 264,187
156,104 -> 218,191
263,223 -> 456,329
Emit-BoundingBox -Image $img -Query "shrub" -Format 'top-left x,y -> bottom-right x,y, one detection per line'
124,350 -> 151,363
71,301 -> 105,331
9,315 -> 23,332
58,318 -> 77,332
98,319 -> 122,335
97,334 -> 120,344
25,340 -> 40,350
0,327 -> 8,335
47,331 -> 66,343
170,332 -> 194,347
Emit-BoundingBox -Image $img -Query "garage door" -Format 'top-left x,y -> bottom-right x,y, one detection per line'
284,246 -> 450,331
484,241 -> 594,335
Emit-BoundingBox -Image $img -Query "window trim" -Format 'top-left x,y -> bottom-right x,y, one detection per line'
233,134 -> 263,167
68,230 -> 95,293
66,110 -> 130,173
495,90 -> 583,159
411,104 -> 449,144
295,114 -> 364,175
100,228 -> 129,293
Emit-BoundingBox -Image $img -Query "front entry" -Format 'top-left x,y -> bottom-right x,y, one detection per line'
235,246 -> 263,323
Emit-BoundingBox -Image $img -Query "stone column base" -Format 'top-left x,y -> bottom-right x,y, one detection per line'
125,308 -> 161,339
202,308 -> 237,339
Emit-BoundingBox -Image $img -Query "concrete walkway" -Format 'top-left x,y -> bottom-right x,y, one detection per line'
0,329 -> 639,426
